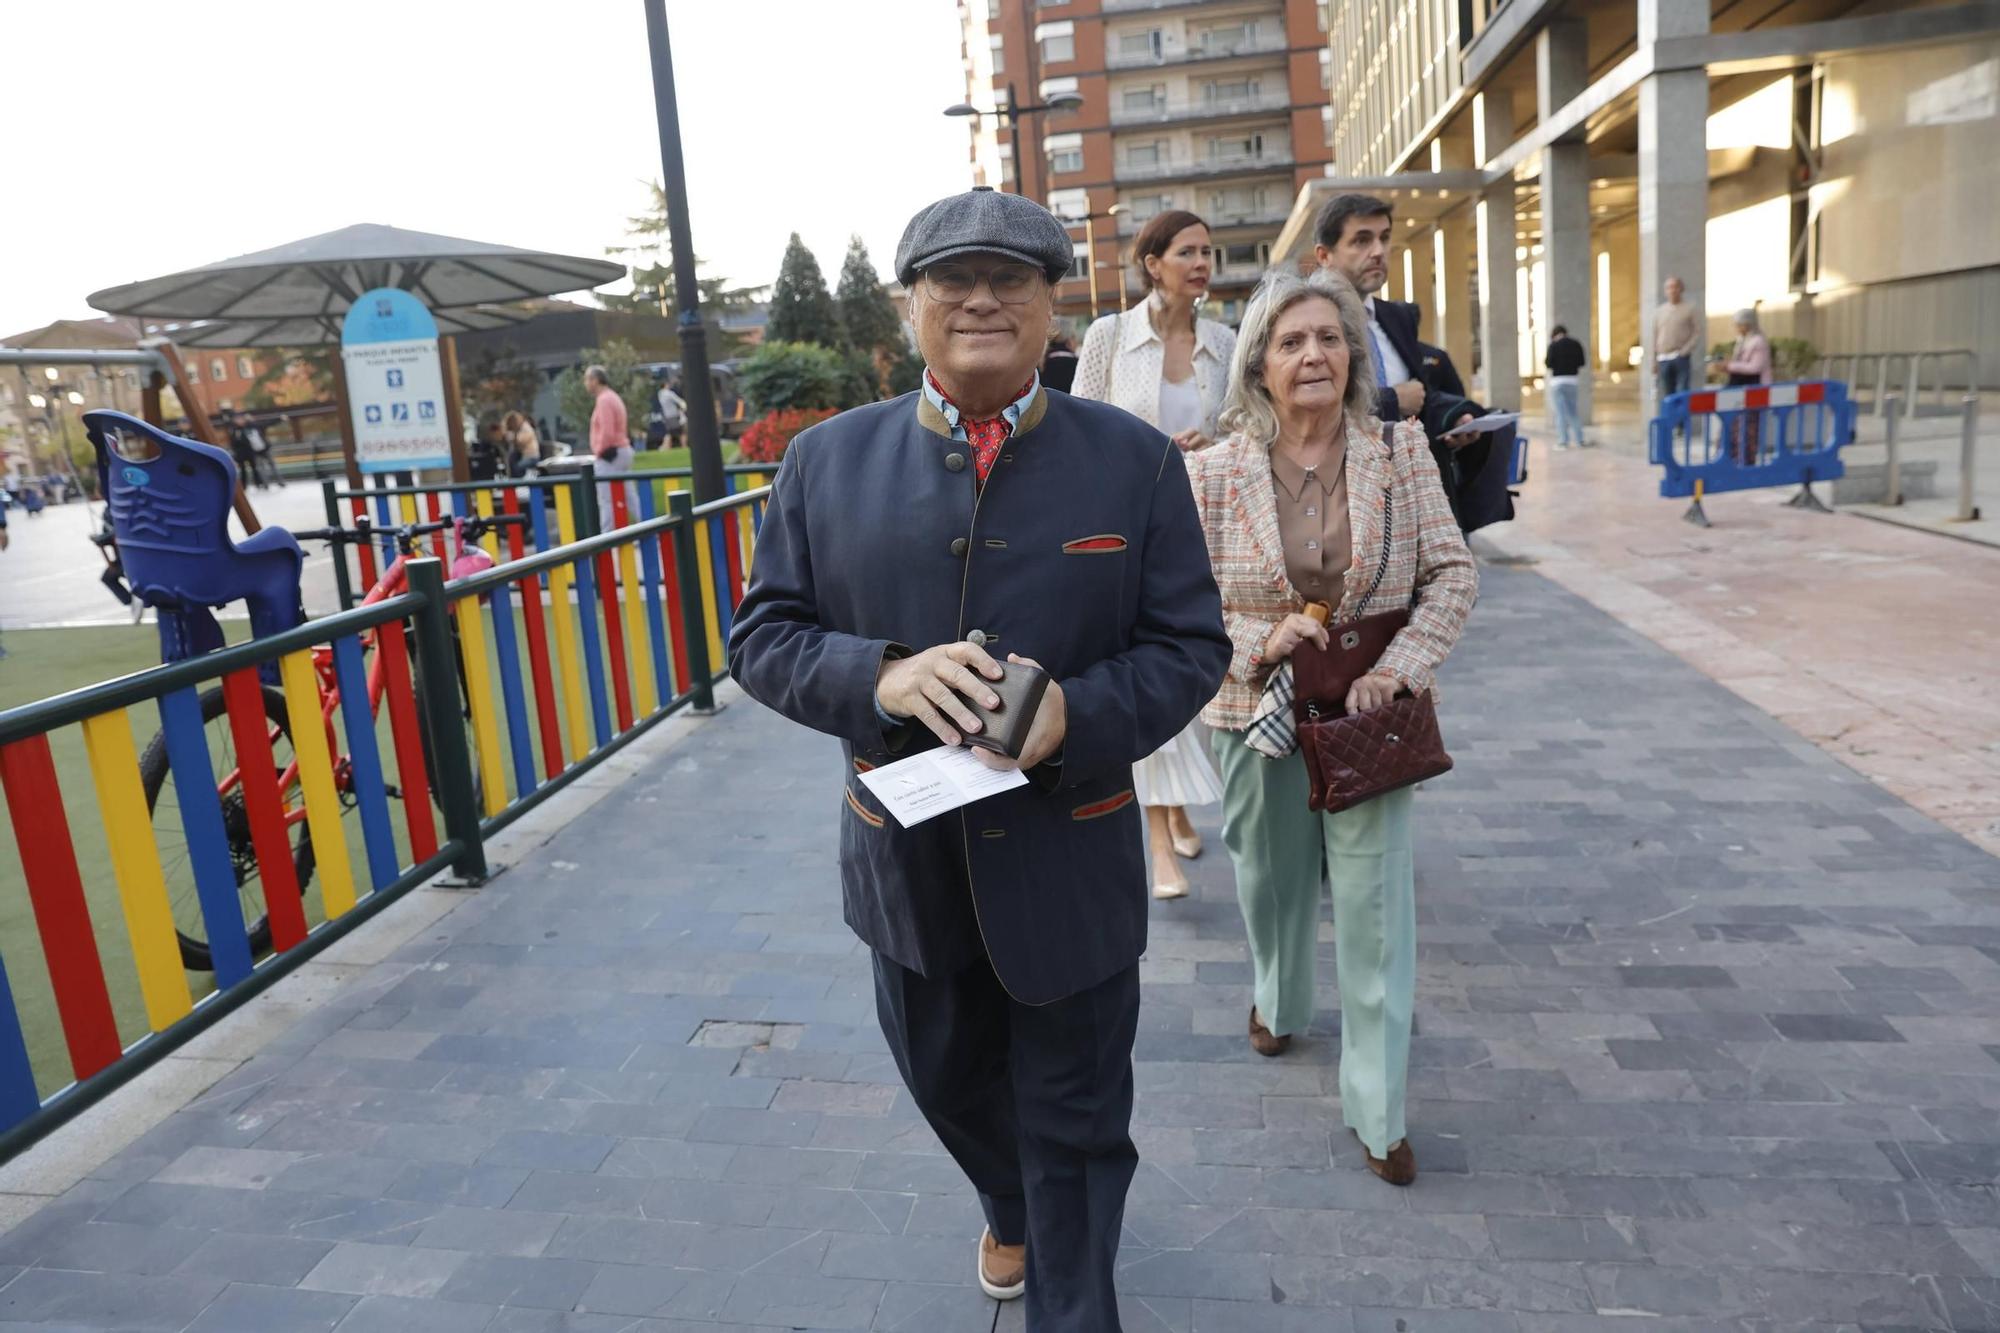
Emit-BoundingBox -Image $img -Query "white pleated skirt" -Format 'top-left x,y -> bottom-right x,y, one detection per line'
1134,723 -> 1224,808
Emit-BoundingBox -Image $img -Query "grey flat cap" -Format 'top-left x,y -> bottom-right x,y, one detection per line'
895,187 -> 1074,288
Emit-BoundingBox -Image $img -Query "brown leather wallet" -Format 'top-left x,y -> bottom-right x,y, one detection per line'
953,661 -> 1050,761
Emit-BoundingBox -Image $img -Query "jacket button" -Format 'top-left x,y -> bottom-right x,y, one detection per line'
951,537 -> 969,557
967,629 -> 988,647
945,453 -> 967,473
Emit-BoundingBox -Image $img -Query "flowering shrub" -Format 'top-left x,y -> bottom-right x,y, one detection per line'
739,407 -> 837,464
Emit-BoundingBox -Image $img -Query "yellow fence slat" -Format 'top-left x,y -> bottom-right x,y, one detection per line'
79,710 -> 193,1032
278,652 -> 357,919
454,600 -> 510,817
618,538 -> 656,717
472,488 -> 499,557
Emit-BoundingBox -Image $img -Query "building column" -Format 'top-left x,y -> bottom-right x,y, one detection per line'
1434,213 -> 1476,381
1638,0 -> 1710,415
1475,90 -> 1521,411
1538,18 -> 1593,424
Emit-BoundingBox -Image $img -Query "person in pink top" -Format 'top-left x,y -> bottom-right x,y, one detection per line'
586,364 -> 633,517
1717,308 -> 1773,464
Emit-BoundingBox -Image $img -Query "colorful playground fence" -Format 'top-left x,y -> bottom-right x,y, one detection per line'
0,481 -> 770,1158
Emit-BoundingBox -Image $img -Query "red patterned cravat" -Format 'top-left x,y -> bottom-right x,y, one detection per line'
928,372 -> 1036,486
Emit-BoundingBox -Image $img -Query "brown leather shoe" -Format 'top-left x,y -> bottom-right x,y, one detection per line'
1248,1006 -> 1290,1057
1356,1132 -> 1417,1186
977,1227 -> 1025,1301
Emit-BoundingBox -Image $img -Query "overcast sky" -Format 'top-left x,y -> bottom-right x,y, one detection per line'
0,0 -> 970,338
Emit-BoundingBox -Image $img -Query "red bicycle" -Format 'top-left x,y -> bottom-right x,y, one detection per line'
140,514 -> 513,970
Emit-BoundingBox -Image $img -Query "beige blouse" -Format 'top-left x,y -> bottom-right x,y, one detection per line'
1269,444 -> 1352,608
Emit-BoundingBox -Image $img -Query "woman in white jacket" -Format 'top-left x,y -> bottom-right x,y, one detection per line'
1072,209 -> 1237,899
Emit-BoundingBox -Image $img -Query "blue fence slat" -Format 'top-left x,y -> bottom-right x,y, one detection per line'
0,956 -> 43,1127
571,558 -> 614,747
157,687 -> 254,987
486,581 -> 539,800
370,489 -> 396,568
635,492 -> 673,707
331,634 -> 401,894
528,489 -> 553,589
707,520 -> 735,645
450,491 -> 472,520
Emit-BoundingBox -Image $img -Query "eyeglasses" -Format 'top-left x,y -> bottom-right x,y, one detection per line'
921,261 -> 1045,305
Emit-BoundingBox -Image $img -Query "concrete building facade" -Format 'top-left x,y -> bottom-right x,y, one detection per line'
1266,0 -> 2000,416
958,0 -> 1338,324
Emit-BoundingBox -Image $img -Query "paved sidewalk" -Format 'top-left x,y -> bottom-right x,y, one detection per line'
1479,427 -> 2000,859
0,565 -> 1997,1330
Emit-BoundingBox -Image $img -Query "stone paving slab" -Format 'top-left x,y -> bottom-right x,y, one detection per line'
1,562 -> 1998,1331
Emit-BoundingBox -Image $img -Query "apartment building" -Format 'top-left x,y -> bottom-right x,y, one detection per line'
1266,0 -> 1999,417
958,0 -> 1336,324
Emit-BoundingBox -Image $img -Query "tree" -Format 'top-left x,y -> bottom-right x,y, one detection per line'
764,234 -> 846,349
836,236 -> 905,361
554,340 -> 655,440
602,182 -> 763,356
245,347 -> 336,409
458,346 -> 543,425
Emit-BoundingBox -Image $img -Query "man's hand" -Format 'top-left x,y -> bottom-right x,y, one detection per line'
876,641 -> 1006,748
1441,407 -> 1481,449
973,654 -> 1067,772
1393,380 -> 1425,417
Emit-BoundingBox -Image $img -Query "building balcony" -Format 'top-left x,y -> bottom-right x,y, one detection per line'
1109,89 -> 1293,128
1115,151 -> 1295,184
1106,31 -> 1290,70
1104,0 -> 1280,12
1116,206 -> 1291,235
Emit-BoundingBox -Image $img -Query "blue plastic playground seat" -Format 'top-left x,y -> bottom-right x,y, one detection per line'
83,410 -> 305,666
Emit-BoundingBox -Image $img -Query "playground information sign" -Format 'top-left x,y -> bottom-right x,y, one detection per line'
341,287 -> 453,474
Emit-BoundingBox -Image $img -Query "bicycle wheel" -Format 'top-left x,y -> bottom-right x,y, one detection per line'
139,683 -> 315,972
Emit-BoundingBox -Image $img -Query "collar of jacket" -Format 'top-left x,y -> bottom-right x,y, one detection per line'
1226,412 -> 1394,620
916,379 -> 1049,440
1120,304 -> 1230,364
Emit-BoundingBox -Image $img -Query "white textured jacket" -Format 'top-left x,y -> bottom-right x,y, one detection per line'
1072,306 -> 1238,441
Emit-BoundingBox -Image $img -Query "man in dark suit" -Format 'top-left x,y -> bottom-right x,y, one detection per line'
728,187 -> 1230,1331
1313,193 -> 1513,532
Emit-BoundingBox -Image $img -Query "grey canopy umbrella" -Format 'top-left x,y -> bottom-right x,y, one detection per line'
86,222 -> 625,345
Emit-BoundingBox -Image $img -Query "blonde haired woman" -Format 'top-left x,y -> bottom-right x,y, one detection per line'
1073,209 -> 1236,898
1189,267 -> 1476,1185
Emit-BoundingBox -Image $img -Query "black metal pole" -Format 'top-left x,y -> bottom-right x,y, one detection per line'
1005,81 -> 1023,197
642,0 -> 725,505
404,557 -> 489,884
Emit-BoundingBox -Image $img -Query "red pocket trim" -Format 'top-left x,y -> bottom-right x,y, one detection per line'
846,788 -> 885,828
1072,790 -> 1136,821
853,758 -> 875,774
1062,535 -> 1128,555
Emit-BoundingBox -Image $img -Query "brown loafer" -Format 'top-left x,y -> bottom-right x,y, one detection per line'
1355,1132 -> 1416,1186
977,1227 -> 1025,1301
1248,1006 -> 1290,1057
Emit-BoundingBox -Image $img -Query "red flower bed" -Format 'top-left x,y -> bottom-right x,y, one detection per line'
739,407 -> 837,464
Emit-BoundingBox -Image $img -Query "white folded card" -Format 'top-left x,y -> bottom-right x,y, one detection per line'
856,746 -> 1029,828
1440,410 -> 1521,438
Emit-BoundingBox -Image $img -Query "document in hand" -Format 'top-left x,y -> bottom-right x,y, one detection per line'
856,746 -> 1030,828
1440,410 -> 1521,438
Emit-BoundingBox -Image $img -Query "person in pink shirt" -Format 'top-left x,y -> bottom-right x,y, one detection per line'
586,364 -> 633,517
1718,309 -> 1773,464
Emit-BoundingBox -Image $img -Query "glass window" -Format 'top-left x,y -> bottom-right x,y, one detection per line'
1122,84 -> 1164,111
1322,105 -> 1335,147
1125,193 -> 1170,220
1198,22 -> 1256,56
987,0 -> 999,18
990,32 -> 1005,73
186,362 -> 200,384
1068,243 -> 1090,280
1125,141 -> 1162,167
1042,31 -> 1074,62
1117,29 -> 1161,60
1318,1 -> 1331,32
1051,147 -> 1083,173
210,358 -> 228,382
1204,78 -> 1257,104
1207,132 -> 1263,162
237,354 -> 255,379
1320,47 -> 1332,90
1048,187 -> 1090,220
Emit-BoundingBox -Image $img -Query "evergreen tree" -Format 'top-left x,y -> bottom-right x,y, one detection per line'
764,234 -> 846,349
601,181 -> 763,355
835,236 -> 906,360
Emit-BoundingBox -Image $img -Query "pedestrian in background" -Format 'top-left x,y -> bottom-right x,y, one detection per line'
1718,307 -> 1773,464
585,364 -> 632,517
729,187 -> 1229,1329
1189,266 -> 1476,1187
657,374 -> 687,450
1040,330 -> 1078,394
1072,208 -> 1235,900
502,411 -> 540,476
1544,323 -> 1588,450
1653,275 -> 1701,401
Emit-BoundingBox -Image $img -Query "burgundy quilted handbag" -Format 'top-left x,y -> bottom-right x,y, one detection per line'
1289,486 -> 1452,813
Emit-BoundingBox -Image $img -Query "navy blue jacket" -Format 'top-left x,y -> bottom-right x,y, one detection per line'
727,387 -> 1230,1005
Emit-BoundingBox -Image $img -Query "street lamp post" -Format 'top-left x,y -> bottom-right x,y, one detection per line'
1068,204 -> 1124,321
944,84 -> 1084,199
641,0 -> 725,505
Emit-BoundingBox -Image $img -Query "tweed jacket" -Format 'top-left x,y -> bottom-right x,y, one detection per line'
1073,307 -> 1237,441
1188,414 -> 1478,731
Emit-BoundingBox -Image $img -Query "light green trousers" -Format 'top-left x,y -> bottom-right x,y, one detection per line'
1212,730 -> 1415,1156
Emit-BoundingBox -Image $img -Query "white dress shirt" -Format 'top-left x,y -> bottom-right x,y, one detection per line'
1072,305 -> 1237,440
1363,296 -> 1413,387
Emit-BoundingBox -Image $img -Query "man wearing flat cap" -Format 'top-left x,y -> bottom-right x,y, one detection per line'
729,189 -> 1229,1329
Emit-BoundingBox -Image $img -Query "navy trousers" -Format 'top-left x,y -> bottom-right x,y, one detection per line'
872,951 -> 1140,1331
